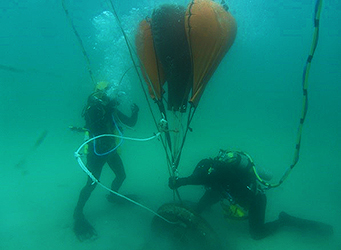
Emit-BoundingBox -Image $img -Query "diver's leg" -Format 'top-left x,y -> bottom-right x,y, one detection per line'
105,152 -> 127,203
74,152 -> 106,219
248,192 -> 281,240
195,189 -> 222,214
107,152 -> 126,192
73,152 -> 106,241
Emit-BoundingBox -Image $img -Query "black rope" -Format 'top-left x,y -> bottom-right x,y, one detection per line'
62,0 -> 96,86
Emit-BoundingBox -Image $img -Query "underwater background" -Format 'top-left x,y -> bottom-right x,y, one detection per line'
1,0 -> 340,249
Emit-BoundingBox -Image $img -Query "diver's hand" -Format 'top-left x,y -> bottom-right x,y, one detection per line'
73,216 -> 97,241
168,176 -> 180,190
131,103 -> 139,113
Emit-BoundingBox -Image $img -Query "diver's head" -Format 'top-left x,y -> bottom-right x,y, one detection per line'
87,81 -> 110,105
95,81 -> 110,92
92,81 -> 127,108
92,81 -> 109,99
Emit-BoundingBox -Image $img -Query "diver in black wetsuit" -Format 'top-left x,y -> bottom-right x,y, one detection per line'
169,150 -> 334,240
73,83 -> 139,241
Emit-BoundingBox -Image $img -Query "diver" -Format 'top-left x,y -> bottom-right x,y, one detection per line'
73,81 -> 139,241
168,150 -> 334,240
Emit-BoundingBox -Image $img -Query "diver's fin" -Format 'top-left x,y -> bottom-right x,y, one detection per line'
279,212 -> 333,236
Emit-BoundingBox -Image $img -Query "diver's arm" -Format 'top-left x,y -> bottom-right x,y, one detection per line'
169,176 -> 188,189
115,104 -> 139,127
168,175 -> 206,189
169,159 -> 212,189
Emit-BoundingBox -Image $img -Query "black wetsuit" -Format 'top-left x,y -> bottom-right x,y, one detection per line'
174,153 -> 281,240
173,152 -> 334,239
74,91 -> 138,219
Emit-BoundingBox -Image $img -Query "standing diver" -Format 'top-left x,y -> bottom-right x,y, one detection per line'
169,150 -> 334,240
73,81 -> 139,241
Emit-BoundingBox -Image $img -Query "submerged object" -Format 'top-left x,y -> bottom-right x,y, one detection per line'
15,130 -> 48,173
136,0 -> 237,111
135,0 -> 237,183
149,203 -> 222,250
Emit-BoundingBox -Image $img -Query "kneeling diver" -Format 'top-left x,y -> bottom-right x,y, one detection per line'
169,150 -> 334,240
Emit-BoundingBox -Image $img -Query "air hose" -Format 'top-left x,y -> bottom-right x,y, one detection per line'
74,132 -> 178,224
252,0 -> 323,189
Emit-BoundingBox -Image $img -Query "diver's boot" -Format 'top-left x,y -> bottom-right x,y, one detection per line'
279,212 -> 333,236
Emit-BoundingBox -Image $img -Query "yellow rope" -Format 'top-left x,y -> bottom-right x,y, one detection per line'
253,0 -> 323,189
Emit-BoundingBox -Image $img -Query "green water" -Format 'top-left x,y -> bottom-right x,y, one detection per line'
1,0 -> 340,249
